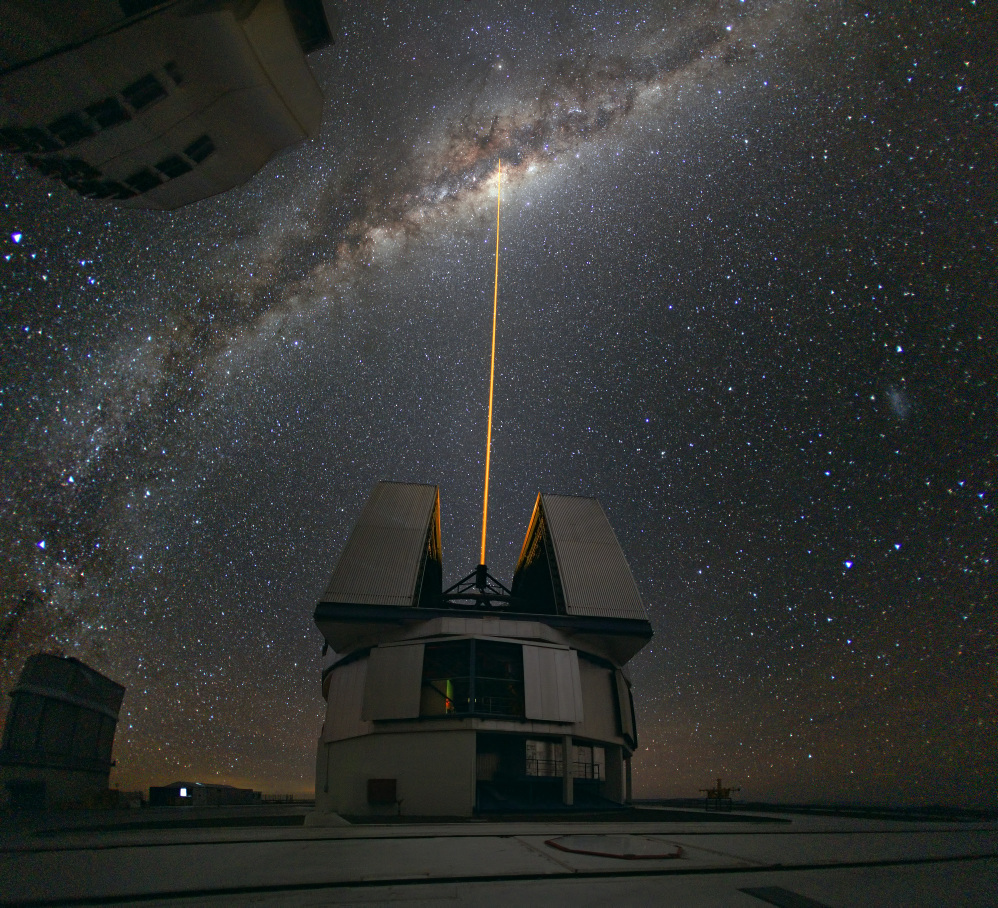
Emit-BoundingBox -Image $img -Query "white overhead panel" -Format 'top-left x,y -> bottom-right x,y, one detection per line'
522,645 -> 583,724
323,482 -> 441,608
361,644 -> 425,721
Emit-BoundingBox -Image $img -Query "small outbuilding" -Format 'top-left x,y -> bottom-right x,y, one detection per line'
148,781 -> 261,807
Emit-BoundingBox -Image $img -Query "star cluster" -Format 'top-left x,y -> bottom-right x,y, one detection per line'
0,1 -> 994,804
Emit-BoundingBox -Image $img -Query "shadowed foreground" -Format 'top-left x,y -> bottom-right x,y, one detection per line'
0,805 -> 995,906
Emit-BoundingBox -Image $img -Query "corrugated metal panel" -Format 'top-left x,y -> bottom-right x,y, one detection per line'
614,668 -> 635,745
523,645 -> 583,723
324,657 -> 370,742
18,654 -> 124,716
323,482 -> 439,607
361,643 -> 425,721
541,494 -> 648,620
574,659 -> 618,741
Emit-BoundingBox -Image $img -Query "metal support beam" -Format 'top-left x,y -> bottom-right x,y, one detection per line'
562,735 -> 574,806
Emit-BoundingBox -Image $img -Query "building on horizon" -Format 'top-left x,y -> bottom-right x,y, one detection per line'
309,482 -> 653,820
0,0 -> 339,209
148,781 -> 261,807
0,653 -> 125,809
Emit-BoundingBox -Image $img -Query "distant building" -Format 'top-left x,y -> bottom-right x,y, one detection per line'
149,781 -> 261,807
0,653 -> 124,809
0,0 -> 339,209
310,482 -> 653,819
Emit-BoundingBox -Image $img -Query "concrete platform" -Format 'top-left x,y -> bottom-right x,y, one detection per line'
0,808 -> 995,906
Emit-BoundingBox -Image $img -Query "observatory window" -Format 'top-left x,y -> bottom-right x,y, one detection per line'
124,168 -> 162,193
474,641 -> 524,718
525,739 -> 562,776
0,126 -> 61,154
420,641 -> 470,716
122,74 -> 167,112
47,113 -> 96,146
4,693 -> 44,753
525,741 -> 606,779
184,135 -> 215,164
120,0 -> 163,14
155,155 -> 193,179
164,61 -> 184,87
420,640 -> 524,718
86,97 -> 131,129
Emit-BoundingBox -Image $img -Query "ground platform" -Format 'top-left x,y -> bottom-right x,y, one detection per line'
0,805 -> 995,906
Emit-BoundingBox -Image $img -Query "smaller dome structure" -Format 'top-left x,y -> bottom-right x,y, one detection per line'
0,653 -> 124,809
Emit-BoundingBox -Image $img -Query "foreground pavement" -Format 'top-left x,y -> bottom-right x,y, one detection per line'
0,808 -> 995,906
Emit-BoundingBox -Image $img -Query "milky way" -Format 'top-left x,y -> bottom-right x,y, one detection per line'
1,1 -> 995,804
4,0 -> 789,624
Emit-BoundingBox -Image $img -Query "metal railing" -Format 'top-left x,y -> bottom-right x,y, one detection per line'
525,759 -> 602,780
421,678 -> 524,718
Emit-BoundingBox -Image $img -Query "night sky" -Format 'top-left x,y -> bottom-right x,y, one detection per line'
1,1 -> 994,805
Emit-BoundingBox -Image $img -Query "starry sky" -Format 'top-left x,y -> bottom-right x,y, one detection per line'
1,1 -> 995,805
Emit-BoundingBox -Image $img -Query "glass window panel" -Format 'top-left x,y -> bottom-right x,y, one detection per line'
71,709 -> 101,761
86,97 -> 131,129
525,738 -> 563,776
47,113 -> 96,146
474,641 -> 524,717
124,168 -> 161,193
122,74 -> 167,111
419,640 -> 527,718
184,134 -> 215,164
420,641 -> 470,716
6,693 -> 44,752
155,155 -> 192,179
38,700 -> 75,755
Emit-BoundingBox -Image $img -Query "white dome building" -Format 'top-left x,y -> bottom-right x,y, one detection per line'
310,482 -> 653,820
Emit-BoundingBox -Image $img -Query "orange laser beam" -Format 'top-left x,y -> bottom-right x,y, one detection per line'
480,160 -> 501,565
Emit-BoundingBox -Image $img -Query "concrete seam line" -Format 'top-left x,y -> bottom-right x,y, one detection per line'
4,825 -> 993,855
1,853 -> 996,908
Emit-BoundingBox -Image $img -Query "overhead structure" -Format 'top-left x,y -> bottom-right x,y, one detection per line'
0,0 -> 340,209
0,653 -> 125,809
513,494 -> 648,620
309,482 -> 652,820
322,482 -> 442,611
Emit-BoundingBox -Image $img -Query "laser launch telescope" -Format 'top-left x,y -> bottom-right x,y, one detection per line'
308,482 -> 653,820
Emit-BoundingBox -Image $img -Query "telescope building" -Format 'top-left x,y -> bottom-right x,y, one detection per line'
0,0 -> 339,209
0,653 -> 124,809
310,482 -> 653,819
